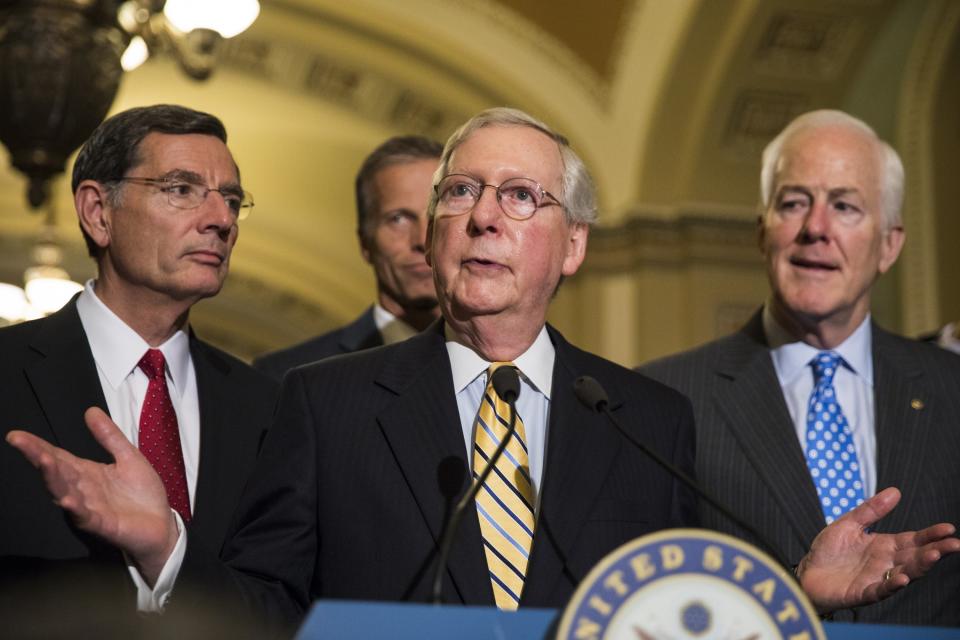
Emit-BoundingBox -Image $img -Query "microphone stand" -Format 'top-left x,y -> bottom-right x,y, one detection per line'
431,367 -> 520,604
574,375 -> 796,577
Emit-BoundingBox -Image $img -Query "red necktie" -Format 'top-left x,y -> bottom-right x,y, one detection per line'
138,349 -> 191,523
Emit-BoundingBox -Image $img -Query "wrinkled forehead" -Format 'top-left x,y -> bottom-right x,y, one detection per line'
134,132 -> 240,182
449,125 -> 564,190
773,126 -> 883,194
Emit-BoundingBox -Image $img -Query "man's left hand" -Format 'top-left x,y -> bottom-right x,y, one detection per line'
797,486 -> 960,613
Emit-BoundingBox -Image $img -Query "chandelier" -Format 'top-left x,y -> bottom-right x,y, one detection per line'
0,0 -> 259,323
0,220 -> 84,326
118,0 -> 261,79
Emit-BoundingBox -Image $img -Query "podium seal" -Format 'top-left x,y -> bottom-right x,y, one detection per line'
556,528 -> 824,639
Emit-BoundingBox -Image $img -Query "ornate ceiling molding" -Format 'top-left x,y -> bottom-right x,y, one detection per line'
217,5 -> 483,141
753,10 -> 863,80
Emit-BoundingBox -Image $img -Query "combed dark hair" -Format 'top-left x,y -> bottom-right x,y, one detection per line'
354,135 -> 443,240
71,104 -> 229,256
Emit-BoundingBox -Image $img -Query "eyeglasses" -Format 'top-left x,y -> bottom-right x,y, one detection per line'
117,176 -> 254,220
434,174 -> 561,221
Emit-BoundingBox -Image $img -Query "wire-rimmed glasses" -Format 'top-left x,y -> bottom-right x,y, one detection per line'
434,174 -> 561,220
118,176 -> 254,220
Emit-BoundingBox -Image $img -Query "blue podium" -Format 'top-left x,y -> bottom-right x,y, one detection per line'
295,601 -> 960,639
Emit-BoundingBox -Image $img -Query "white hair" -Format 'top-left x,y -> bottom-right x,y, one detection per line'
759,109 -> 904,229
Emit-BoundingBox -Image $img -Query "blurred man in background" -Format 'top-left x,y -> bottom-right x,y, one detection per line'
254,136 -> 442,379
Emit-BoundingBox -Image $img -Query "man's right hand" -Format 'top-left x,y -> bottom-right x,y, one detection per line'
6,407 -> 179,586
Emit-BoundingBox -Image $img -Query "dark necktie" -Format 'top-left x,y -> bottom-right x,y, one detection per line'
138,349 -> 191,523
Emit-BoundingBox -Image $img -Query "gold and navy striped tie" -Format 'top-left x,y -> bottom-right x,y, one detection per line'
472,362 -> 535,610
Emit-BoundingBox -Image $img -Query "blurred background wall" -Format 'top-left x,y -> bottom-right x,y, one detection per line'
1,0 -> 957,366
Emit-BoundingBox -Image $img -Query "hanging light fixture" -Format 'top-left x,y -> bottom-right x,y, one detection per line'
0,195 -> 85,323
0,222 -> 84,324
116,0 -> 260,79
0,283 -> 35,327
162,0 -> 260,39
0,0 -> 261,211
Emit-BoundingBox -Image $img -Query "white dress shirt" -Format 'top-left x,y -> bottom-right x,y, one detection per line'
445,324 -> 554,508
75,280 -> 195,610
155,322 -> 558,607
372,303 -> 420,346
934,321 -> 960,355
763,306 -> 877,498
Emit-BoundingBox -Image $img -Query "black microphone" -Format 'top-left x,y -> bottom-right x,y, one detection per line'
491,364 -> 520,403
573,375 -> 795,574
431,366 -> 522,604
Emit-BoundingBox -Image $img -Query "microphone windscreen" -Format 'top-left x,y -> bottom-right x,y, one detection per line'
491,366 -> 521,403
573,375 -> 608,411
437,456 -> 467,501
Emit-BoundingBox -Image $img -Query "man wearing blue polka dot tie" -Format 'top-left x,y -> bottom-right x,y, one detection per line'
641,110 -> 960,625
0,106 -> 278,612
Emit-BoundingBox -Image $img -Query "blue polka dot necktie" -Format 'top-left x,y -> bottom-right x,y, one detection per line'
805,351 -> 865,524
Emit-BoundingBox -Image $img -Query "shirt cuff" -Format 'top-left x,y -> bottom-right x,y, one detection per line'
127,510 -> 188,613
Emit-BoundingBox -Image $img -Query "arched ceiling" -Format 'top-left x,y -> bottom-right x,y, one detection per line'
0,0 -> 954,358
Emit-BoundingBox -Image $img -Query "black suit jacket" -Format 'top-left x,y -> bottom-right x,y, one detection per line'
253,307 -> 382,381
0,299 -> 279,601
640,311 -> 960,625
183,321 -> 697,627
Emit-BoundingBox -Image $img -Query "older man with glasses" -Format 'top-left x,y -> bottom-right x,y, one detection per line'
8,108 -> 959,633
0,104 -> 277,612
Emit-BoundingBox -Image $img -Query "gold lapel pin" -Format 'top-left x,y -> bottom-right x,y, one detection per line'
911,399 -> 924,410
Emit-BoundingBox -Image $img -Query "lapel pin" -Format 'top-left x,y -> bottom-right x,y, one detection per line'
911,399 -> 924,411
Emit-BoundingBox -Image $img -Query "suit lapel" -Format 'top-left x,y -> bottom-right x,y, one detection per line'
338,307 -> 383,353
24,300 -> 111,464
374,324 -> 491,604
189,336 -> 243,545
522,329 -> 622,604
872,327 -> 931,532
712,318 -> 825,549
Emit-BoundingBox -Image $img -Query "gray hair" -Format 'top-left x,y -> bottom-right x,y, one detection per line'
427,107 -> 597,226
760,109 -> 904,229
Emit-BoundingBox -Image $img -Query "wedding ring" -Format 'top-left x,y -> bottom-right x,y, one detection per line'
883,569 -> 893,582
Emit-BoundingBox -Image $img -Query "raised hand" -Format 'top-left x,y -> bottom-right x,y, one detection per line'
797,487 -> 960,613
6,407 -> 180,585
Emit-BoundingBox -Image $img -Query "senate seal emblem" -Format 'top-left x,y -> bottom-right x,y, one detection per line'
556,528 -> 825,640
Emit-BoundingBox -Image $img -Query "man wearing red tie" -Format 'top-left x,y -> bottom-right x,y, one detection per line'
0,105 -> 278,610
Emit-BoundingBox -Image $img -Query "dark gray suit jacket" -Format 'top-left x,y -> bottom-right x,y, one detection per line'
182,321 -> 698,628
0,299 -> 279,604
253,307 -> 382,381
639,311 -> 960,625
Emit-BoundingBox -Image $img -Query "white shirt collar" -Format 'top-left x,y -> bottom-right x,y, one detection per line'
75,280 -> 192,398
937,322 -> 960,353
763,302 -> 874,387
444,323 -> 555,399
372,303 -> 419,345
